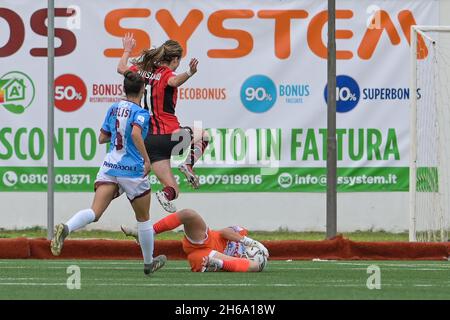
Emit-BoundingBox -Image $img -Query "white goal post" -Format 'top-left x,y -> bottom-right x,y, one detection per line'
410,25 -> 450,242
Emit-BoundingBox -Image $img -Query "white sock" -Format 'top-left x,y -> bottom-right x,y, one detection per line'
138,220 -> 154,264
66,209 -> 96,233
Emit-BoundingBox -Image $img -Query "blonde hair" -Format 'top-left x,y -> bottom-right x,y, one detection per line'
133,40 -> 183,72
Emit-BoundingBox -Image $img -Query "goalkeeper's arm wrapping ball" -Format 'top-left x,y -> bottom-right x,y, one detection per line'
240,238 -> 269,271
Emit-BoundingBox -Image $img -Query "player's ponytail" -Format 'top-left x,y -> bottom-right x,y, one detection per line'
133,46 -> 165,72
133,40 -> 183,72
123,71 -> 145,98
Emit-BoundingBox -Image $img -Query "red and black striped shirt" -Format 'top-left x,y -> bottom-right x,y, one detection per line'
129,65 -> 180,135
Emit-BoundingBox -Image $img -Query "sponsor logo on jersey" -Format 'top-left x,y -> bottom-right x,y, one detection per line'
103,161 -> 138,172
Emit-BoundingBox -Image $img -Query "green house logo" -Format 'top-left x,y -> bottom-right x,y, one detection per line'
0,71 -> 35,114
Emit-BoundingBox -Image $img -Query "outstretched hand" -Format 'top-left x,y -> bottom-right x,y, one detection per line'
188,58 -> 199,75
123,32 -> 136,53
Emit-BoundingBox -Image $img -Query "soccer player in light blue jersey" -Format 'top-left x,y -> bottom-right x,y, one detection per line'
51,71 -> 166,275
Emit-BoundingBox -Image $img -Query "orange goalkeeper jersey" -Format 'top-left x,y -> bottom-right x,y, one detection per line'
182,226 -> 248,272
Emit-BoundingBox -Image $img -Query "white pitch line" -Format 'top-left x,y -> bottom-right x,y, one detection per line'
0,282 -> 381,288
0,266 -> 140,270
334,262 -> 450,268
0,265 -> 274,270
0,265 -> 448,272
0,277 -> 360,284
0,283 -> 65,286
5,282 -> 446,288
272,267 -> 368,270
414,284 -> 434,287
0,278 -> 56,281
0,266 -> 183,270
1,260 -> 448,269
1,278 -> 448,285
0,282 -> 298,287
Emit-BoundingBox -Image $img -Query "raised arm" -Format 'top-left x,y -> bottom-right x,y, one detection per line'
167,58 -> 199,87
117,33 -> 136,75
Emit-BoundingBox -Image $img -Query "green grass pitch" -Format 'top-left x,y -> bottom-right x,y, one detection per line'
0,259 -> 448,299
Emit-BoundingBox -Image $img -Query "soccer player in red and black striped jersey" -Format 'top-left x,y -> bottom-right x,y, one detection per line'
117,33 -> 209,213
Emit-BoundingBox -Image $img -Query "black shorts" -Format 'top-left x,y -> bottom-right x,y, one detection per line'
145,127 -> 193,163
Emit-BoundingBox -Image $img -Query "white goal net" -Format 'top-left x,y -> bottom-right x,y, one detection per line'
410,26 -> 450,242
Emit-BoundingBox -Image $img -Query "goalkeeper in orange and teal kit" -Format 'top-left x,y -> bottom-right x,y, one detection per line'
122,208 -> 269,272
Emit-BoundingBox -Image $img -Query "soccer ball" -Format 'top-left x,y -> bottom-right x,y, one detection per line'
242,245 -> 263,259
241,246 -> 268,271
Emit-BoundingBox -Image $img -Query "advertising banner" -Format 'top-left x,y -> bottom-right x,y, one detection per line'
0,0 -> 439,192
